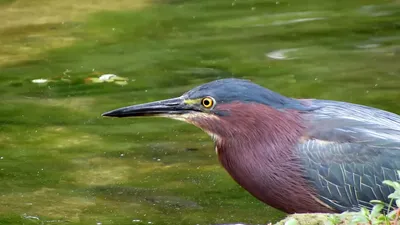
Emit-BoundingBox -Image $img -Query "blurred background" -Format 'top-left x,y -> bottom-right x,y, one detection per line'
0,0 -> 399,224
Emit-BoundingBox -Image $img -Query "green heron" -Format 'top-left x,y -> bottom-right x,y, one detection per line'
102,78 -> 400,214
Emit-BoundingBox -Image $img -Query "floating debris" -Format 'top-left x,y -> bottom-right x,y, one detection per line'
266,48 -> 298,60
21,213 -> 40,221
86,74 -> 129,86
99,74 -> 118,82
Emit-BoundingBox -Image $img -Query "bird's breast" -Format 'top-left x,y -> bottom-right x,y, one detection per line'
215,137 -> 335,213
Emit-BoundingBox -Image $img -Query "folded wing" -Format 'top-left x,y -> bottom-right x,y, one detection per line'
298,100 -> 400,212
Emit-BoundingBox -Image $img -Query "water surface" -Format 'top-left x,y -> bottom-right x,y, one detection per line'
1,0 -> 400,224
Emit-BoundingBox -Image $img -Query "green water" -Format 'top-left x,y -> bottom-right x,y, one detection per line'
1,0 -> 400,224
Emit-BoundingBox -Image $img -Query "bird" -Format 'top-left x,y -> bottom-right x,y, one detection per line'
102,78 -> 400,214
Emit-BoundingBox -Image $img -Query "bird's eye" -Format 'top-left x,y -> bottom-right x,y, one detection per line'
201,97 -> 215,109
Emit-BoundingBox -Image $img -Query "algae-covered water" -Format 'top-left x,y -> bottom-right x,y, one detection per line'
1,0 -> 400,224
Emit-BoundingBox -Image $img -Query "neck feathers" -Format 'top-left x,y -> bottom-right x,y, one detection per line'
195,102 -> 334,213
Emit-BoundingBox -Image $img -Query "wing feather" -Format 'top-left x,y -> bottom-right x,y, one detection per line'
297,100 -> 400,212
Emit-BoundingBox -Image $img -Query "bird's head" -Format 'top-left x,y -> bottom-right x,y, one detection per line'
102,78 -> 309,140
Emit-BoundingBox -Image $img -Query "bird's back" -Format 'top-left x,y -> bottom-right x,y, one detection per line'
298,99 -> 400,212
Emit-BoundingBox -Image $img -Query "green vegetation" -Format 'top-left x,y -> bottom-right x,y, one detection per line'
0,0 -> 399,224
338,175 -> 400,225
277,173 -> 400,225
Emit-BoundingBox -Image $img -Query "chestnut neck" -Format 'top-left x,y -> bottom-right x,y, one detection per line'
192,102 -> 334,213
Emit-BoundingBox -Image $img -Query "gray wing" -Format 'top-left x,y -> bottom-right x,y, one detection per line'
297,100 -> 400,212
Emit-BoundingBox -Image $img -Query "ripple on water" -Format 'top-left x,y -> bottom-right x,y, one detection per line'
356,44 -> 380,49
175,67 -> 234,78
358,4 -> 395,17
144,195 -> 201,209
212,223 -> 252,225
271,17 -> 324,26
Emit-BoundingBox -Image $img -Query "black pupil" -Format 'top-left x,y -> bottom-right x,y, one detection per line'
204,99 -> 210,106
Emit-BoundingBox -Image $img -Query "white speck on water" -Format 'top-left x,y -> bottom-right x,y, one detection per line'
157,159 -> 161,162
276,1 -> 280,4
251,7 -> 256,10
32,79 -> 48,84
266,48 -> 298,60
97,222 -> 102,225
112,28 -> 116,31
0,157 -> 3,160
148,222 -> 152,224
145,90 -> 148,92
132,219 -> 142,222
120,154 -> 125,157
356,43 -> 380,49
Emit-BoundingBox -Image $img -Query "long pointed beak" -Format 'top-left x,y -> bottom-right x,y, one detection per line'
102,97 -> 191,118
